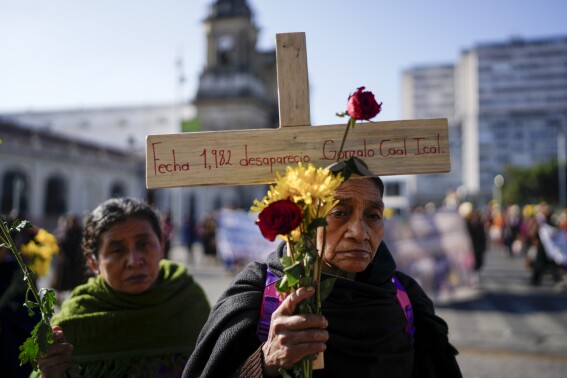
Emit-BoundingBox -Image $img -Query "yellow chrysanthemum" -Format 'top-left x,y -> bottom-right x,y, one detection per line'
251,162 -> 344,220
20,228 -> 60,277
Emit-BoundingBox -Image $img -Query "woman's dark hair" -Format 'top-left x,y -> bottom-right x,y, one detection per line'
82,197 -> 162,258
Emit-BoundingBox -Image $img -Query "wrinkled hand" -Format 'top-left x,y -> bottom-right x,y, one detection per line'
37,326 -> 74,378
261,287 -> 329,377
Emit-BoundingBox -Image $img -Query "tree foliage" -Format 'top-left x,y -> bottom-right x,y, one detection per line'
502,160 -> 566,206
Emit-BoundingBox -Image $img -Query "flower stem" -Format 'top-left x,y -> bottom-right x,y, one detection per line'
286,239 -> 295,264
315,225 -> 327,314
0,220 -> 42,306
335,117 -> 354,162
303,357 -> 312,378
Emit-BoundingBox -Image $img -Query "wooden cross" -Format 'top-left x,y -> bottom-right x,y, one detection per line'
145,32 -> 450,189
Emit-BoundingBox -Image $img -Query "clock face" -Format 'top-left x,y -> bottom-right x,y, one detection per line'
218,35 -> 234,52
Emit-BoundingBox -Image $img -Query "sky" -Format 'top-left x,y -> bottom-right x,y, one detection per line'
1,0 -> 566,126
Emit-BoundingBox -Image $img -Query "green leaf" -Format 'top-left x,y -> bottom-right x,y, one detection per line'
39,288 -> 57,318
319,277 -> 337,302
283,261 -> 302,287
19,320 -> 43,368
23,300 -> 37,317
299,276 -> 312,288
348,117 -> 356,129
297,300 -> 313,314
303,251 -> 315,266
276,276 -> 291,294
293,363 -> 306,378
278,368 -> 293,378
18,335 -> 38,367
280,255 -> 292,269
37,321 -> 52,353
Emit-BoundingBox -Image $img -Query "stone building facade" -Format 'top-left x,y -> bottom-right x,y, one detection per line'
0,118 -> 144,228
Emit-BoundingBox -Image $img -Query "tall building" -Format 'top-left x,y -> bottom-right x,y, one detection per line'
402,64 -> 463,206
457,35 -> 567,202
403,35 -> 567,205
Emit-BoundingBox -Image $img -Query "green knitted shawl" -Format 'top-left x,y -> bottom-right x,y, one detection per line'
51,259 -> 210,378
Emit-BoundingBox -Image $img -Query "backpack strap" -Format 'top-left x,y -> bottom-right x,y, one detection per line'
257,267 -> 284,341
392,274 -> 415,343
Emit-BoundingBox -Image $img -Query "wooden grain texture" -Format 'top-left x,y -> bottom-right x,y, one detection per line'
276,32 -> 310,127
146,118 -> 451,188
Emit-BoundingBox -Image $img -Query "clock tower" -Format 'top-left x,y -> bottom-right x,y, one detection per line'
195,0 -> 278,131
179,0 -> 276,228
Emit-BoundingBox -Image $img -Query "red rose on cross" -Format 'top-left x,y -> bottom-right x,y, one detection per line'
335,86 -> 382,162
347,86 -> 382,121
257,199 -> 303,241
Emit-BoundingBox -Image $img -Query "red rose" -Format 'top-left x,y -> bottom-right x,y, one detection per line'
257,200 -> 303,241
346,86 -> 382,121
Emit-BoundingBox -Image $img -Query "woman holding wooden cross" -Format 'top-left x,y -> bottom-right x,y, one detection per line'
183,158 -> 462,378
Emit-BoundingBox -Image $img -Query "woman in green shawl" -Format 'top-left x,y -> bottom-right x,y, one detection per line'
37,197 -> 210,378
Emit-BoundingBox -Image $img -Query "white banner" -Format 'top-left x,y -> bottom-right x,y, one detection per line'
216,208 -> 279,264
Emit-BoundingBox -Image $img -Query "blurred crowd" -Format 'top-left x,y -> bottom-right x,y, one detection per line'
459,201 -> 567,287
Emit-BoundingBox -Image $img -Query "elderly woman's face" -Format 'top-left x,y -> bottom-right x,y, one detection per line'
88,217 -> 164,294
319,178 -> 385,275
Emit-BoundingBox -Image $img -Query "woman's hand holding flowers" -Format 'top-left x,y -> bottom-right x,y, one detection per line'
36,326 -> 74,378
261,287 -> 329,377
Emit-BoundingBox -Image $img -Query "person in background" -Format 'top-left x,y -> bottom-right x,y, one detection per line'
51,214 -> 88,302
181,215 -> 196,264
487,203 -> 505,250
526,204 -> 564,286
459,202 -> 487,275
517,205 -> 536,258
503,205 -> 522,257
199,212 -> 218,265
183,159 -> 462,377
36,197 -> 210,378
161,211 -> 174,260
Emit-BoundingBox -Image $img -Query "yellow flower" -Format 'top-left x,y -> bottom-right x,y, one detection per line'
252,162 -> 343,219
20,228 -> 60,277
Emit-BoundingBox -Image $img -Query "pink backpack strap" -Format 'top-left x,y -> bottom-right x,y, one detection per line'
257,268 -> 283,341
392,274 -> 415,343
